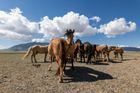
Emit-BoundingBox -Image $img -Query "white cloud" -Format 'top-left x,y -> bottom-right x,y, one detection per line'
90,16 -> 101,22
39,11 -> 97,39
32,38 -> 46,42
136,46 -> 140,48
0,45 -> 9,49
0,8 -> 137,43
0,7 -> 39,41
0,29 -> 32,41
98,18 -> 136,38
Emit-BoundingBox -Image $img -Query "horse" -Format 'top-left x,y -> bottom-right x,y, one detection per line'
111,46 -> 124,61
22,45 -> 48,65
96,45 -> 110,62
47,29 -> 75,83
83,42 -> 93,64
64,43 -> 78,70
92,44 -> 97,62
74,39 -> 85,62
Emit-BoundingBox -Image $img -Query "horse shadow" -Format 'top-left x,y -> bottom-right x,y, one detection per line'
93,60 -> 109,65
109,59 -> 123,63
64,66 -> 113,83
123,58 -> 138,61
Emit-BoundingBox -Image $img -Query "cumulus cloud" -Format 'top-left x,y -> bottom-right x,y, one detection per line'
98,18 -> 136,38
0,7 -> 39,41
90,16 -> 101,22
0,29 -> 32,40
0,8 -> 137,43
39,11 -> 97,39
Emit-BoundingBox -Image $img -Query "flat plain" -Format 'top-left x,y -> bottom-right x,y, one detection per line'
0,51 -> 140,93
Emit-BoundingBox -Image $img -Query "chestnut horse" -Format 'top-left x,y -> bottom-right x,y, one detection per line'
96,45 -> 110,62
64,43 -> 78,70
47,29 -> 75,83
22,45 -> 48,64
111,46 -> 124,61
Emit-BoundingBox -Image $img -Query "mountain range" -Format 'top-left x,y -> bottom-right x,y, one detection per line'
8,42 -> 49,51
1,42 -> 140,51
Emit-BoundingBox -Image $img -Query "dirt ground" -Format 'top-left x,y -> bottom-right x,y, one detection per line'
0,51 -> 140,93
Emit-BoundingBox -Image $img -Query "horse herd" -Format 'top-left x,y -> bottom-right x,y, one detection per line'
22,29 -> 124,83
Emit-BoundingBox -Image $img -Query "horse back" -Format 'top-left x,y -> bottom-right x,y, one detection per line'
48,38 -> 66,56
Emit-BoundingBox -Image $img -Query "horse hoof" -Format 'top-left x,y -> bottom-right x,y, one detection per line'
48,69 -> 51,71
71,67 -> 75,70
59,79 -> 63,83
55,73 -> 59,76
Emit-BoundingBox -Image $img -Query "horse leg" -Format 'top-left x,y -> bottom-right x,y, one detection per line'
107,52 -> 110,62
33,53 -> 37,63
120,53 -> 123,61
114,52 -> 117,60
55,58 -> 60,76
83,54 -> 85,63
44,53 -> 47,62
116,53 -> 119,60
102,53 -> 105,62
59,61 -> 64,83
63,57 -> 67,71
93,53 -> 96,63
96,52 -> 99,60
75,54 -> 77,62
48,56 -> 52,71
80,54 -> 82,62
55,66 -> 60,76
34,55 -> 37,63
86,54 -> 90,64
31,54 -> 34,65
71,56 -> 74,70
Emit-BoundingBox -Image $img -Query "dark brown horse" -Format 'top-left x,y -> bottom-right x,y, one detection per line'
92,44 -> 97,62
75,39 -> 85,62
47,29 -> 75,83
83,42 -> 93,64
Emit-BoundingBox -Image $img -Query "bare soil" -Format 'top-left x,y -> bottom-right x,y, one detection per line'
0,51 -> 140,93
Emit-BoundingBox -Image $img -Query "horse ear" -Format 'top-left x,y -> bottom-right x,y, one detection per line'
73,29 -> 75,33
66,29 -> 69,32
65,29 -> 68,36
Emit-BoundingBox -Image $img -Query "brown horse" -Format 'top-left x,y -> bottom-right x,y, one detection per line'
47,29 -> 75,83
96,45 -> 110,62
111,46 -> 124,61
22,45 -> 48,64
64,43 -> 78,70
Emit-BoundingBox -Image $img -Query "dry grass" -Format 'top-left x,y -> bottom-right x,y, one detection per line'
0,51 -> 140,93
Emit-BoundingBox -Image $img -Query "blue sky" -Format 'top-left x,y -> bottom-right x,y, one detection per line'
0,0 -> 139,49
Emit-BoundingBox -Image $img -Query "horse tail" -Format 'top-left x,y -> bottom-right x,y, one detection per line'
59,41 -> 66,64
22,47 -> 32,60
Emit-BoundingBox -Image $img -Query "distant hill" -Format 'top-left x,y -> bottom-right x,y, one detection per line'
1,42 -> 140,51
122,47 -> 140,51
8,42 -> 49,51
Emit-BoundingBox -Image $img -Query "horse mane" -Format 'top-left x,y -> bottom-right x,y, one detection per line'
83,41 -> 91,45
75,39 -> 82,44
